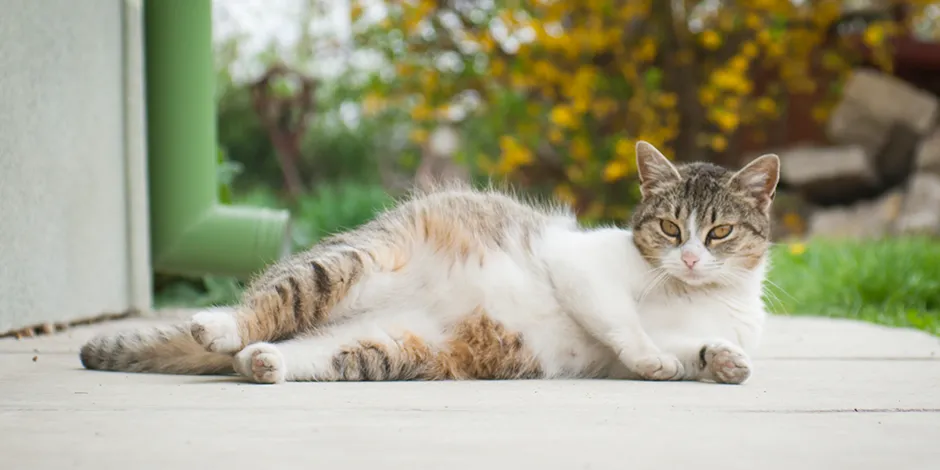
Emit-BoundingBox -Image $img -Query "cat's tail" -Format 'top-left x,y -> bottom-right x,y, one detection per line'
79,321 -> 234,375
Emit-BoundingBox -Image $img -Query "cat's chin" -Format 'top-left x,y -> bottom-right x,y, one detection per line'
670,270 -> 723,288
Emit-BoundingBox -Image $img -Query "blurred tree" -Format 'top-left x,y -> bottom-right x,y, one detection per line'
250,64 -> 317,200
350,0 -> 937,223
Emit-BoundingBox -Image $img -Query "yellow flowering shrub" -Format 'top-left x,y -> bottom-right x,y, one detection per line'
350,0 -> 935,223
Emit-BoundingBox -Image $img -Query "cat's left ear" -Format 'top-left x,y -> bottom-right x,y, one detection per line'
636,140 -> 681,198
729,154 -> 780,215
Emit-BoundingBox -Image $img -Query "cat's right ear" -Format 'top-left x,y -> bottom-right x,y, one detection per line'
636,141 -> 680,199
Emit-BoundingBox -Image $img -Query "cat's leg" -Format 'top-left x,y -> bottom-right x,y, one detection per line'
232,327 -> 445,384
658,337 -> 752,384
190,228 -> 410,353
232,308 -> 546,384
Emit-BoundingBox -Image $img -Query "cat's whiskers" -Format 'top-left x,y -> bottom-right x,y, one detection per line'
721,267 -> 787,313
638,267 -> 670,303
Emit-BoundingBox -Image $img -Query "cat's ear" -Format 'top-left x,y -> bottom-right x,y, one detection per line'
729,154 -> 780,214
636,141 -> 680,198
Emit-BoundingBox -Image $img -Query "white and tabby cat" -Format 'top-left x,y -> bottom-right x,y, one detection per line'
81,141 -> 779,385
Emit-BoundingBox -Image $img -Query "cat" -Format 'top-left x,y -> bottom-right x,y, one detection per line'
79,141 -> 779,385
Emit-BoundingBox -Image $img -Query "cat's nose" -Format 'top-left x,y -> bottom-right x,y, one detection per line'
681,251 -> 699,269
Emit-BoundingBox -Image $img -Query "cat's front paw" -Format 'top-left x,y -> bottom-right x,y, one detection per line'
190,309 -> 242,353
234,343 -> 287,384
700,342 -> 751,385
631,353 -> 685,381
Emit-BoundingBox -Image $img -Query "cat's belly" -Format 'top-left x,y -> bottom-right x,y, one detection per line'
334,245 -> 616,378
475,251 -> 616,378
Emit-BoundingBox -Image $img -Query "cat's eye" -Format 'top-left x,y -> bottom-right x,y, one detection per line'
708,225 -> 733,240
660,220 -> 681,237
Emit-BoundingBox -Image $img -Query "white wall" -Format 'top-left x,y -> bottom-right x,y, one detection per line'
0,0 -> 151,333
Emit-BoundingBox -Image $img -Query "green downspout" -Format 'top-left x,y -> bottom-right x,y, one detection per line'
144,0 -> 290,279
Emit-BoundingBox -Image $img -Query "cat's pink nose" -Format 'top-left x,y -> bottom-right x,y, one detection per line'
681,251 -> 699,269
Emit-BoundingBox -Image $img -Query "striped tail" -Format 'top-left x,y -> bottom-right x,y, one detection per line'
79,322 -> 234,375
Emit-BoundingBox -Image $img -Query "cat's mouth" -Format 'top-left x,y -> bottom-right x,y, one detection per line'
671,268 -> 714,286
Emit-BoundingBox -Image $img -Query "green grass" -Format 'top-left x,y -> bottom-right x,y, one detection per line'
766,237 -> 940,335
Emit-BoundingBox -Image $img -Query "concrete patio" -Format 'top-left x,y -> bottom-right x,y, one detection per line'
1,313 -> 938,470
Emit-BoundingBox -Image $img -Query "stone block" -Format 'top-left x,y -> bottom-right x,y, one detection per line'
894,173 -> 940,236
914,127 -> 940,174
807,190 -> 905,240
779,144 -> 881,205
826,99 -> 891,155
839,68 -> 939,135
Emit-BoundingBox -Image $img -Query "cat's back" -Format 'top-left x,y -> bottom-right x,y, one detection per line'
399,184 -> 575,235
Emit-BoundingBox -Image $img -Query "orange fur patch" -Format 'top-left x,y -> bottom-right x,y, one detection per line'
396,310 -> 542,380
335,311 -> 543,381
417,209 -> 484,262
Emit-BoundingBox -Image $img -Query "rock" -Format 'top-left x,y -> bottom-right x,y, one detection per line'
826,99 -> 891,155
778,144 -> 882,205
914,127 -> 940,174
807,190 -> 905,240
838,68 -> 939,135
894,173 -> 940,236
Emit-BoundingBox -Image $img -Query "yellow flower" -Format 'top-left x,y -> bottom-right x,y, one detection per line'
713,110 -> 740,132
350,3 -> 364,22
570,136 -> 592,161
410,103 -> 433,121
566,164 -> 585,183
603,161 -> 629,182
550,105 -> 576,129
812,105 -> 830,123
409,128 -> 429,144
729,56 -> 749,72
614,138 -> 633,158
783,212 -> 805,234
635,37 -> 657,61
757,30 -> 772,45
745,13 -> 762,30
756,97 -> 778,116
549,128 -> 564,144
863,24 -> 885,47
498,135 -> 534,173
701,30 -> 722,50
712,69 -> 745,91
554,184 -> 577,206
490,59 -> 506,77
699,88 -> 717,105
361,93 -> 385,116
657,93 -> 678,109
710,134 -> 728,152
741,41 -> 759,58
788,243 -> 806,256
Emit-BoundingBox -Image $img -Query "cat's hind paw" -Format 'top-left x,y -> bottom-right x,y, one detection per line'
632,353 -> 685,381
234,343 -> 287,384
190,309 -> 242,353
701,342 -> 751,385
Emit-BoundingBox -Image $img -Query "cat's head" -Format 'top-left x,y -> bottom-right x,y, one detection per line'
629,141 -> 780,287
